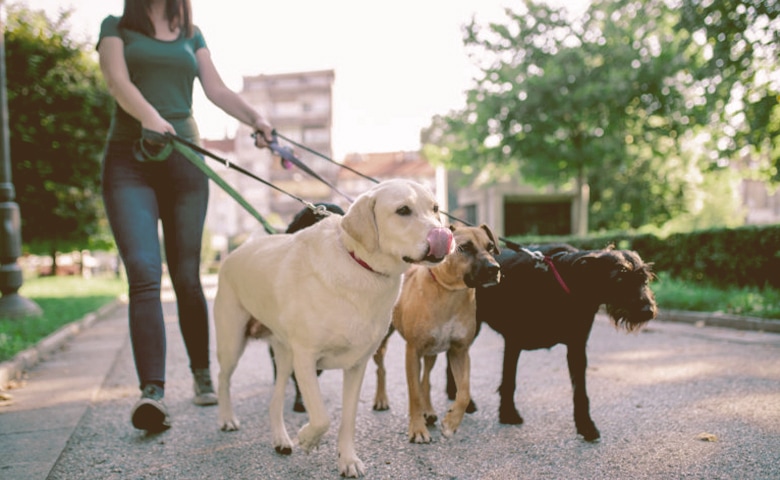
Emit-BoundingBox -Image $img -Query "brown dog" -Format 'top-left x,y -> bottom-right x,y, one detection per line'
372,223 -> 500,443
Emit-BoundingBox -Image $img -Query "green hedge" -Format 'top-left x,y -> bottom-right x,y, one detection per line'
506,224 -> 780,289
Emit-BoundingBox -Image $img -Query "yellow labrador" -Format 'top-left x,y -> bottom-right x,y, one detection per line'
214,179 -> 454,478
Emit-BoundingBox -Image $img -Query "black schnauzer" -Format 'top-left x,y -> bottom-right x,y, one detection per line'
453,244 -> 657,442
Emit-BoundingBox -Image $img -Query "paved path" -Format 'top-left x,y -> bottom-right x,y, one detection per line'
1,289 -> 779,479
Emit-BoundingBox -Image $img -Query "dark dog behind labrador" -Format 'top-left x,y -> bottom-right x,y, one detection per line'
455,243 -> 656,442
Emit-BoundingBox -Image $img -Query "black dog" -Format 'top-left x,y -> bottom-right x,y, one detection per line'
453,244 -> 657,441
268,202 -> 345,412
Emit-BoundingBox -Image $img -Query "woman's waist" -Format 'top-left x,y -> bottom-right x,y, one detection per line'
108,110 -> 200,143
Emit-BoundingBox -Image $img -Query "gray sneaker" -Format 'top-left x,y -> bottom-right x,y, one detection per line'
131,384 -> 171,432
192,368 -> 218,406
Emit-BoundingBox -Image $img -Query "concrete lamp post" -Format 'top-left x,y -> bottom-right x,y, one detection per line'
0,4 -> 42,319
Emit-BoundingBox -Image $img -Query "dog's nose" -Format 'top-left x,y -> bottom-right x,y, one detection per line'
468,261 -> 501,288
486,263 -> 500,282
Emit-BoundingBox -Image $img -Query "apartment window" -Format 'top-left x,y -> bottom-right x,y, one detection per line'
274,102 -> 300,116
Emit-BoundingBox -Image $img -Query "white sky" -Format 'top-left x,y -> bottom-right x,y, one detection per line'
23,0 -> 588,159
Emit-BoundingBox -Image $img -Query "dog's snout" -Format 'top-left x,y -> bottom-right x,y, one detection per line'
466,260 -> 502,288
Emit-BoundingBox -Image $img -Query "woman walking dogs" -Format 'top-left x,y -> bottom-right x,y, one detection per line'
97,0 -> 273,433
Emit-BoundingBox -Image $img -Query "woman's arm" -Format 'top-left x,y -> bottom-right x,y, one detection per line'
97,37 -> 175,135
196,48 -> 274,147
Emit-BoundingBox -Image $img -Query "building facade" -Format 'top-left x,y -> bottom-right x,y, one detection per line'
204,69 -> 336,244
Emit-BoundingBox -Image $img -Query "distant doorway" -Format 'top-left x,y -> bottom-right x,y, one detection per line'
504,200 -> 572,236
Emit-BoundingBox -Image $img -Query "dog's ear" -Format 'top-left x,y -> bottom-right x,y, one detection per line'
573,251 -> 601,267
480,224 -> 500,254
341,193 -> 379,253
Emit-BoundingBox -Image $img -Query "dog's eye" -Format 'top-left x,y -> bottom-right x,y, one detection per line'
459,242 -> 475,254
396,206 -> 412,216
433,204 -> 439,214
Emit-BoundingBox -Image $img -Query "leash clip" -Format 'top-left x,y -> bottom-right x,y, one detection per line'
521,248 -> 549,271
305,202 -> 334,219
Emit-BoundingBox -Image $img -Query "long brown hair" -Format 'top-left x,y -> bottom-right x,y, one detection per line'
118,0 -> 194,38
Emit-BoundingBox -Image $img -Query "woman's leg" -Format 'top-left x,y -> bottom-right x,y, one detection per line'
101,142 -> 166,389
158,150 -> 210,372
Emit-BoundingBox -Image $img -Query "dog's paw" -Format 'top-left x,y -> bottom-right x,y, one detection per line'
297,423 -> 326,452
409,429 -> 432,444
577,423 -> 601,442
275,445 -> 293,455
372,396 -> 390,411
338,454 -> 366,478
441,413 -> 462,438
219,417 -> 240,431
498,408 -> 524,425
273,431 -> 294,455
423,412 -> 438,426
408,423 -> 432,444
274,444 -> 293,455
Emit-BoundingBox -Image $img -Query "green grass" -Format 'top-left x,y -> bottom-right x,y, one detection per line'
0,275 -> 127,363
652,272 -> 780,320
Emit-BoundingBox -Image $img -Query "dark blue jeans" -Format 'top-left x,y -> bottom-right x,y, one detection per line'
101,141 -> 210,390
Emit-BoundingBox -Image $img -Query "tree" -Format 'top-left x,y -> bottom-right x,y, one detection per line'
677,0 -> 780,182
6,4 -> 113,270
429,0 -> 774,231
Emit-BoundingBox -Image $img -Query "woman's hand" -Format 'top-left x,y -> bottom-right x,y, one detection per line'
252,117 -> 274,148
141,115 -> 176,138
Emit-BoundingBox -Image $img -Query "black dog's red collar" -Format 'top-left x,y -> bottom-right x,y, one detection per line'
522,248 -> 571,294
543,256 -> 571,294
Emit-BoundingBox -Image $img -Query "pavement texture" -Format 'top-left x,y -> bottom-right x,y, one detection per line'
1,275 -> 779,479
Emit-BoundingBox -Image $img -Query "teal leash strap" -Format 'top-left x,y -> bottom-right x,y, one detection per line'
135,129 -> 277,235
171,141 -> 278,235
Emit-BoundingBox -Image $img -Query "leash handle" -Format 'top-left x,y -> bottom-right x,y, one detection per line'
252,130 -> 296,169
249,131 -> 354,203
134,128 -> 174,162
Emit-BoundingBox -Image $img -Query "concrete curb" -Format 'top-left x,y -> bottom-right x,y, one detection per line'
0,299 -> 125,390
656,309 -> 780,334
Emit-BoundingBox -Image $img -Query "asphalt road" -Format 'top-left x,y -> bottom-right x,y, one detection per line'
6,296 -> 780,480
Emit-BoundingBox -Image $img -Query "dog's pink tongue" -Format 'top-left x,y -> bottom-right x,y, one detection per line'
427,227 -> 453,259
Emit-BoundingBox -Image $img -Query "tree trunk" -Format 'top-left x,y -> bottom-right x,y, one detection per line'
48,246 -> 58,276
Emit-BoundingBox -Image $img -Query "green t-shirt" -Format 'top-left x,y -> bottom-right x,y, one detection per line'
97,15 -> 206,142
